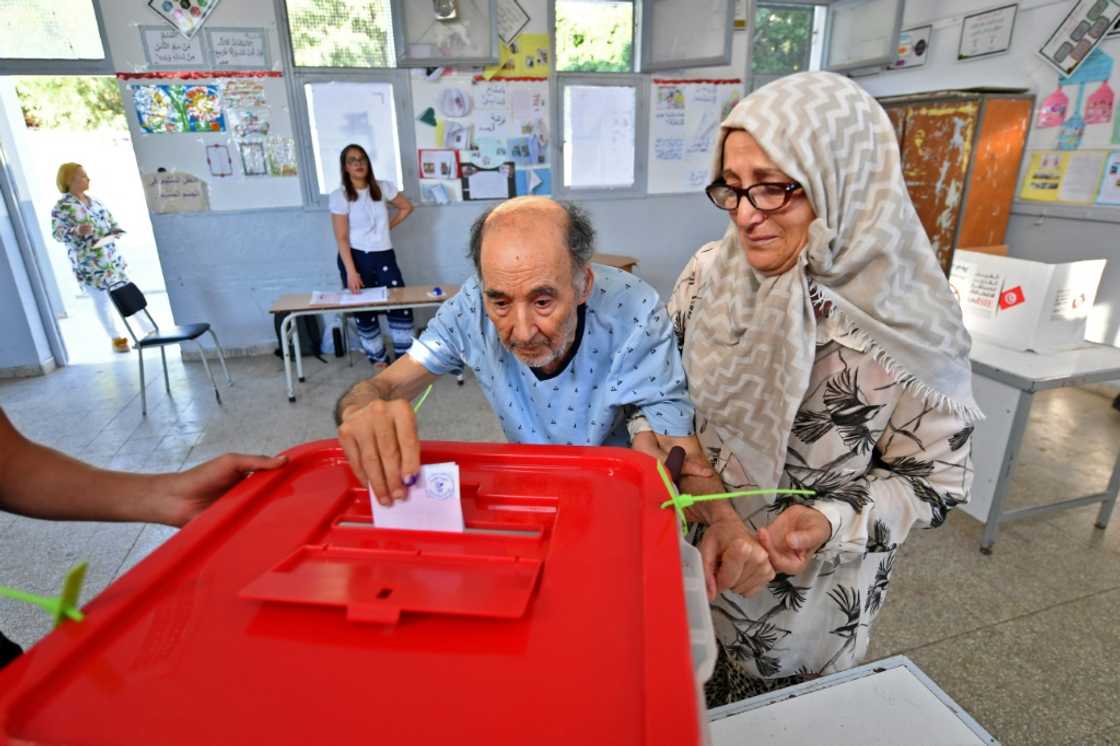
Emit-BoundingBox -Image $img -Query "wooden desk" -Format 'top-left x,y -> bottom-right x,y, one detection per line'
592,252 -> 639,273
967,339 -> 1120,552
269,285 -> 458,402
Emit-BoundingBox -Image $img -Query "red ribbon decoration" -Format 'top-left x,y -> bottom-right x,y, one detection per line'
116,70 -> 282,80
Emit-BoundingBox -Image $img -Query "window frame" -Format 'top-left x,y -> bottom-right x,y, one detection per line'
280,0 -> 399,73
0,0 -> 113,75
390,0 -> 500,68
821,0 -> 904,74
275,0 -> 417,208
748,0 -> 829,91
553,72 -> 649,200
639,0 -> 735,72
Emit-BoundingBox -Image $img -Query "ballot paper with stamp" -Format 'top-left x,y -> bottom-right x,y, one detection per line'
370,462 -> 464,533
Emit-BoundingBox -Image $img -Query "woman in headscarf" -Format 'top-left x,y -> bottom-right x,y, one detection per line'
663,72 -> 981,706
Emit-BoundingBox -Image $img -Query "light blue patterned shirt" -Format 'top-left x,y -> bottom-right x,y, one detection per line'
407,264 -> 694,445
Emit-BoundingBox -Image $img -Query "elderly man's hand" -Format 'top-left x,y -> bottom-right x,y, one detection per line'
698,515 -> 775,601
337,399 -> 420,505
757,504 -> 832,576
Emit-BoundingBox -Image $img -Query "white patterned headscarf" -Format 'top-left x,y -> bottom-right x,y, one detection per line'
683,71 -> 981,491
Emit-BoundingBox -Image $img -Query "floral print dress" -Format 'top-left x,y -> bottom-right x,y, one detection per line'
667,260 -> 975,708
50,193 -> 127,290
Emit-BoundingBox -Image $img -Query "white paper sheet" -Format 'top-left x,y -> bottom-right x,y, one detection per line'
564,85 -> 636,188
466,169 -> 511,199
310,287 -> 389,306
371,462 -> 464,533
1058,151 -> 1107,203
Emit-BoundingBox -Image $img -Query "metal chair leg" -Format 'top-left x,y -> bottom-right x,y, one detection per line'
193,340 -> 222,406
138,347 -> 147,417
160,346 -> 171,393
208,329 -> 233,385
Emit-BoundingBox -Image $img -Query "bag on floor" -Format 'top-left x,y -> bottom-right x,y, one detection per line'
273,313 -> 325,362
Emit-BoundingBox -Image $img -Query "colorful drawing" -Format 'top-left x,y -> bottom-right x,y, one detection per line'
1037,86 -> 1069,128
222,79 -> 266,109
482,33 -> 550,80
227,108 -> 270,138
147,0 -> 223,40
1085,80 -> 1115,124
239,141 -> 267,176
132,84 -> 225,134
657,87 -> 686,111
1056,48 -> 1114,149
265,136 -> 298,177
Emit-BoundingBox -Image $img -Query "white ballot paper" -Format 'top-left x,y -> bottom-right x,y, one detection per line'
370,462 -> 464,533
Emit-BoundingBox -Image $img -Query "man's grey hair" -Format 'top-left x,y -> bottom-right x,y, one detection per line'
467,200 -> 596,277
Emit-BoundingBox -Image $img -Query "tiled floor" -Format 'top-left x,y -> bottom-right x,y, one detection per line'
2,351 -> 1119,745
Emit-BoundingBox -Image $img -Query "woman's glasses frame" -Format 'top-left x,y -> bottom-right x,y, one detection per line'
706,180 -> 803,213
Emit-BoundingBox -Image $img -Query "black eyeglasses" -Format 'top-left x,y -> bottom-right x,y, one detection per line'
706,180 -> 803,213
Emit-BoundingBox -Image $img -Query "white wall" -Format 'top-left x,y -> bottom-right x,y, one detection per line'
855,0 -> 1120,348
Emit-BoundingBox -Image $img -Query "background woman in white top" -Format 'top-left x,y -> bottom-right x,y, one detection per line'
329,143 -> 414,366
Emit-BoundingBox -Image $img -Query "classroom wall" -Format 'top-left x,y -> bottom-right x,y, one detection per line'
111,0 -> 742,353
858,0 -> 1120,347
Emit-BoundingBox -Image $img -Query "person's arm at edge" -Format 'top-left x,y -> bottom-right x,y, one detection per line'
332,212 -> 362,294
388,192 -> 413,230
0,409 -> 286,528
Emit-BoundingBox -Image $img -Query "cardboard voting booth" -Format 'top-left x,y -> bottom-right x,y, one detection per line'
949,250 -> 1106,353
0,441 -> 712,746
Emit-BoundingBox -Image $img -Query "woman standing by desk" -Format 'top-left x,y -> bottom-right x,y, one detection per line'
329,144 -> 415,367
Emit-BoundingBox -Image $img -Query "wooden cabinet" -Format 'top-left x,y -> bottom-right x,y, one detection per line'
878,91 -> 1033,275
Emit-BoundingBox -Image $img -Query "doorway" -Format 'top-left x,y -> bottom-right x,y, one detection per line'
2,75 -> 167,364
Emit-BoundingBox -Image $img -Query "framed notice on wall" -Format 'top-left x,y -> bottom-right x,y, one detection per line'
891,24 -> 932,69
1037,0 -> 1120,78
205,28 -> 271,70
958,4 -> 1017,62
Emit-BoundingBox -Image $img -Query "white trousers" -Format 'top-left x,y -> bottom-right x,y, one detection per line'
86,286 -> 123,340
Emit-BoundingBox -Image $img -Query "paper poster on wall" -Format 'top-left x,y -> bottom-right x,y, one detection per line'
514,167 -> 551,196
227,108 -> 270,138
147,0 -> 222,39
1097,151 -> 1120,203
266,136 -> 298,177
958,4 -> 1017,61
1037,0 -> 1120,78
1019,150 -> 1067,202
142,170 -> 210,213
891,25 -> 931,69
649,80 -> 742,194
221,79 -> 267,109
496,0 -> 530,44
140,26 -> 207,68
1059,150 -> 1107,201
133,84 -> 226,134
461,162 -> 515,200
239,142 -> 268,176
420,179 -> 463,204
438,87 -> 472,118
482,33 -> 550,80
206,144 -> 232,177
206,28 -> 271,70
418,148 -> 461,179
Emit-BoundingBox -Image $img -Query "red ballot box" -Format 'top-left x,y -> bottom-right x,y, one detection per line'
0,441 -> 704,745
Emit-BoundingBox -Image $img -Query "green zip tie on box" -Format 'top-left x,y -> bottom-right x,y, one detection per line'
655,461 -> 815,536
409,383 -> 430,412
0,562 -> 87,629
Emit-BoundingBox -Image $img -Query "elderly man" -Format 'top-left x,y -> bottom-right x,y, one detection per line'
335,196 -> 704,496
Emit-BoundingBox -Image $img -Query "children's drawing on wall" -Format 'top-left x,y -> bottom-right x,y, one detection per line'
657,87 -> 686,111
206,144 -> 232,177
1051,49 -> 1114,150
438,88 -> 472,118
265,136 -> 298,177
147,0 -> 222,39
1097,151 -> 1120,204
132,84 -> 225,134
222,79 -> 267,109
1037,86 -> 1069,128
239,141 -> 267,176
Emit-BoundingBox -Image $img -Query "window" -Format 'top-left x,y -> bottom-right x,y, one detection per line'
394,0 -> 498,66
751,3 -> 827,90
561,82 -> 638,190
642,0 -> 734,71
304,81 -> 404,196
0,0 -> 105,60
284,0 -> 397,68
555,0 -> 635,73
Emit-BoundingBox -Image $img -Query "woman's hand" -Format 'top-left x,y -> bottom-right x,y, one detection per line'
698,515 -> 775,601
757,504 -> 832,576
346,270 -> 363,294
77,223 -> 92,237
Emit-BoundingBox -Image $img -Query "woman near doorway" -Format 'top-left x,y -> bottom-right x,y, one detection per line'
50,163 -> 130,354
329,144 -> 414,367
